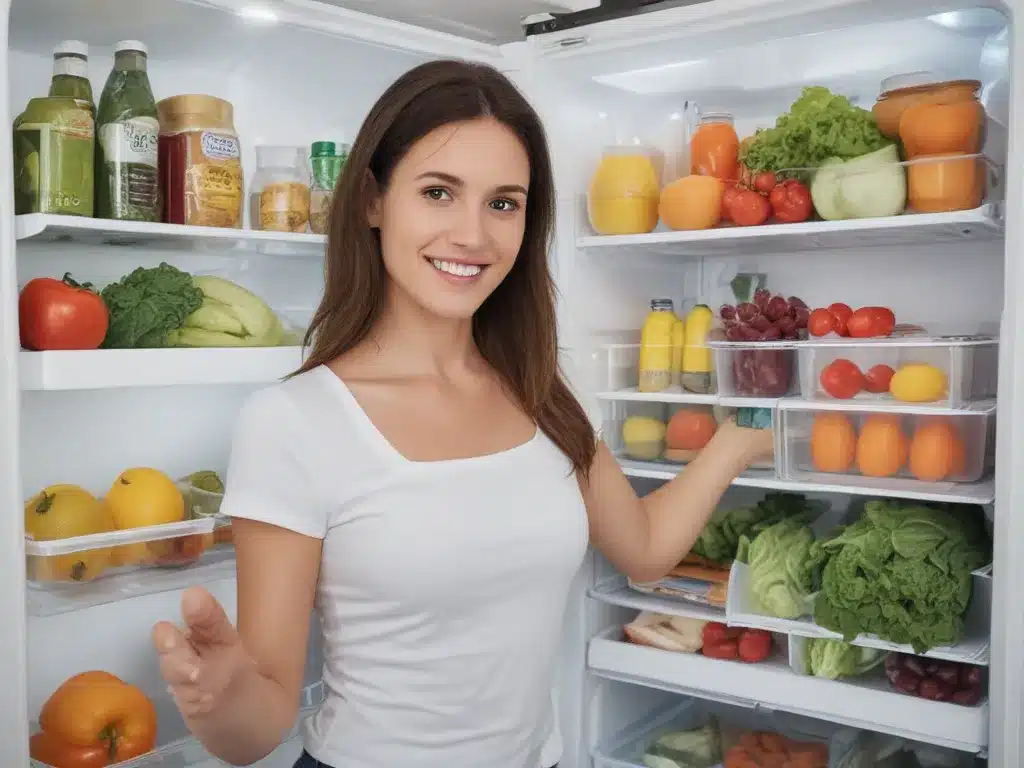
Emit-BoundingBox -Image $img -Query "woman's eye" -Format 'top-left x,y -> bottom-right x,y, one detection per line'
424,187 -> 451,202
490,198 -> 519,212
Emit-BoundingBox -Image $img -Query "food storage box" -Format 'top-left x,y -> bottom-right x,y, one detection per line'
177,477 -> 224,518
778,400 -> 995,486
594,342 -> 718,399
24,517 -> 236,616
797,335 -> 997,407
709,340 -> 800,399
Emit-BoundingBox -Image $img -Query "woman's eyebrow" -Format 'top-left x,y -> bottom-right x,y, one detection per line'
414,171 -> 527,196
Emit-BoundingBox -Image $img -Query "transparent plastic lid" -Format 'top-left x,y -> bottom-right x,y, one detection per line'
25,517 -> 215,556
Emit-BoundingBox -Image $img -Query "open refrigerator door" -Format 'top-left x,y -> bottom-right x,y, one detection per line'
514,0 -> 1023,766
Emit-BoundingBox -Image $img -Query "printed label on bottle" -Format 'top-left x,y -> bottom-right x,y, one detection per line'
100,116 -> 159,217
200,131 -> 240,161
258,181 -> 310,232
180,131 -> 243,227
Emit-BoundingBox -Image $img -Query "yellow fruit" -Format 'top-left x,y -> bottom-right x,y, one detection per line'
106,468 -> 185,529
889,363 -> 948,403
24,486 -> 114,582
622,415 -> 667,461
658,175 -> 724,231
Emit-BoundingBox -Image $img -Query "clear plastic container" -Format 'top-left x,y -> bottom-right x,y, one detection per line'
797,335 -> 998,406
587,145 -> 661,236
779,402 -> 995,486
250,145 -> 311,232
176,477 -> 224,518
710,339 -> 799,399
594,343 -> 719,399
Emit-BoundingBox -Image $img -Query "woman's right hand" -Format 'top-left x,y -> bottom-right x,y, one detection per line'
153,586 -> 254,718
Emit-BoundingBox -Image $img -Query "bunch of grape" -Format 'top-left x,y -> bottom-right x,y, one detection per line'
720,289 -> 809,341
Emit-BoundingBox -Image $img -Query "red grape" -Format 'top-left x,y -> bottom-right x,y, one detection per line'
788,296 -> 808,311
725,325 -> 744,341
719,304 -> 737,321
793,307 -> 810,329
760,326 -> 782,340
737,303 -> 760,323
765,295 -> 789,322
750,315 -> 772,332
753,288 -> 771,309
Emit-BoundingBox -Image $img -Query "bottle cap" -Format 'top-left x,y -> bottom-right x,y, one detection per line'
54,40 -> 88,58
114,40 -> 148,55
311,141 -> 337,157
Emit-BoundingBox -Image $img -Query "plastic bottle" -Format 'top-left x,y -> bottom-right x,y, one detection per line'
639,299 -> 676,393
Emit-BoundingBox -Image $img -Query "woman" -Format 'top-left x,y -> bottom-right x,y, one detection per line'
152,59 -> 773,768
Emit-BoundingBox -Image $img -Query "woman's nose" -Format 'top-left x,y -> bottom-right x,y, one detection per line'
448,205 -> 487,250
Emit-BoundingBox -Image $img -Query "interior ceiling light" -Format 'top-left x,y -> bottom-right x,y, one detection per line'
237,4 -> 279,23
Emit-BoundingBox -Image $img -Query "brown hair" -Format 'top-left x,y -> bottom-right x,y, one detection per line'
293,59 -> 597,476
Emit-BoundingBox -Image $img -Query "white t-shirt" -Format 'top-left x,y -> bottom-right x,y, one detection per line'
221,365 -> 590,767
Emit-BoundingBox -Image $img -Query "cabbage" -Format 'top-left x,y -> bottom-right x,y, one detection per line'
806,638 -> 886,680
810,144 -> 907,221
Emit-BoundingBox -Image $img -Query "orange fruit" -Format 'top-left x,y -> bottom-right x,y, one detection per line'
810,413 -> 857,473
658,175 -> 724,231
856,414 -> 909,477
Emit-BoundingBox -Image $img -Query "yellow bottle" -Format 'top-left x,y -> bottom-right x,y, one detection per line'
670,316 -> 685,388
639,299 -> 676,393
682,304 -> 715,394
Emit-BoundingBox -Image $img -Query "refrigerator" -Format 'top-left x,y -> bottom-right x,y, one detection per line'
0,0 -> 1017,766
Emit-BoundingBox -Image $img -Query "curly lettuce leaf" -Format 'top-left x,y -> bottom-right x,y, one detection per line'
740,86 -> 890,173
101,262 -> 203,349
692,492 -> 824,563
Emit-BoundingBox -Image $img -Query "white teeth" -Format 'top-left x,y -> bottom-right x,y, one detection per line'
431,259 -> 482,277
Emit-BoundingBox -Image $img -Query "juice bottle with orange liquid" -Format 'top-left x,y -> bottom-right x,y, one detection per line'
690,112 -> 739,182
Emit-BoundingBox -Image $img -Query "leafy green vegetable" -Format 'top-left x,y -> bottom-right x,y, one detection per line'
644,720 -> 721,768
740,86 -> 891,173
810,144 -> 907,221
740,516 -> 825,619
692,492 -> 823,564
101,262 -> 203,348
806,638 -> 886,680
812,500 -> 990,653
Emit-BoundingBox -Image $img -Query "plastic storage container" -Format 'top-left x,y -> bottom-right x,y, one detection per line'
710,339 -> 799,400
587,145 -> 661,236
594,343 -> 719,401
250,145 -> 311,232
779,401 -> 995,486
797,335 -> 998,406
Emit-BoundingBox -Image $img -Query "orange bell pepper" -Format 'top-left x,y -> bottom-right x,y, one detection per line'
33,671 -> 157,766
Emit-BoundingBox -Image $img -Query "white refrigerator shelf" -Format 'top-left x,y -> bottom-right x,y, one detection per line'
15,213 -> 327,257
588,627 -> 988,754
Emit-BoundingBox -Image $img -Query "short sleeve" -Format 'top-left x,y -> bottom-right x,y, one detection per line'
219,387 -> 329,539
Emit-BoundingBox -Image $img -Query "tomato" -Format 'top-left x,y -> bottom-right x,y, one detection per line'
721,185 -> 742,222
702,640 -> 740,660
768,178 -> 813,223
703,622 -> 740,645
730,189 -> 772,227
807,308 -> 837,337
752,171 -> 776,195
827,303 -> 853,336
865,364 -> 896,393
19,274 -> 109,351
847,306 -> 895,338
863,306 -> 896,337
820,359 -> 865,399
38,671 -> 158,763
737,629 -> 773,662
151,532 -> 208,567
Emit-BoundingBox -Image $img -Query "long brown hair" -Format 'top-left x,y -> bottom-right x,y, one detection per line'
294,59 -> 596,476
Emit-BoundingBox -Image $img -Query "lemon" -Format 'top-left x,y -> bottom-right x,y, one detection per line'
889,364 -> 948,403
622,416 -> 667,461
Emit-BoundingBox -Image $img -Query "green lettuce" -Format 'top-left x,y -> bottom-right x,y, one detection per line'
101,262 -> 203,349
691,492 -> 824,564
740,516 -> 825,619
740,86 -> 890,173
806,638 -> 886,680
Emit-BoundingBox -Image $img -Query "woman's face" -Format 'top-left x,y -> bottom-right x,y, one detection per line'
369,117 -> 530,320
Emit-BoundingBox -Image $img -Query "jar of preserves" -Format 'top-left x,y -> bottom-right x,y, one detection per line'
587,146 -> 660,236
872,73 -> 985,150
690,112 -> 739,181
157,94 -> 243,228
250,146 -> 311,232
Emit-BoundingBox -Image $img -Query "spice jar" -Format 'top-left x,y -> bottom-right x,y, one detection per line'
309,140 -> 348,235
250,146 -> 311,232
157,94 -> 243,228
690,111 -> 739,181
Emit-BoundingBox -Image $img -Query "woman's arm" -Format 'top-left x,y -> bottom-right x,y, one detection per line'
163,519 -> 322,765
579,421 -> 774,583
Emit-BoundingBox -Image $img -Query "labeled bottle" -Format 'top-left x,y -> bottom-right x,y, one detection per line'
48,41 -> 94,114
638,299 -> 677,393
309,141 -> 347,235
95,41 -> 160,222
681,304 -> 715,394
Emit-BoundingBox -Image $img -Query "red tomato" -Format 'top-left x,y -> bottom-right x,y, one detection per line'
863,306 -> 896,337
808,308 -> 837,337
737,629 -> 773,663
768,178 -> 813,223
826,302 -> 853,336
703,622 -> 740,645
846,306 -> 894,338
19,274 -> 108,351
702,640 -> 740,660
752,172 -> 777,195
820,358 -> 865,399
721,185 -> 742,222
730,189 -> 772,227
865,364 -> 896,393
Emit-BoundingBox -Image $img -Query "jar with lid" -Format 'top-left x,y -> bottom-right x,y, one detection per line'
157,94 -> 243,228
587,145 -> 661,236
250,146 -> 311,232
309,141 -> 348,235
872,72 -> 985,151
690,111 -> 739,181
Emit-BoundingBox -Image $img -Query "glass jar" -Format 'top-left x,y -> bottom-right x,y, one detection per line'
309,140 -> 348,235
250,146 -> 311,232
587,145 -> 661,236
690,112 -> 739,181
873,74 -> 984,149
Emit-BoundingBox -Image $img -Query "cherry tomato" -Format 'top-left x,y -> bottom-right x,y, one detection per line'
820,358 -> 865,399
730,189 -> 772,227
737,629 -> 773,663
721,185 -> 742,222
702,640 -> 740,660
865,364 -> 896,393
768,178 -> 813,223
19,274 -> 109,351
847,306 -> 894,338
752,171 -> 777,195
828,302 -> 853,336
807,308 -> 837,337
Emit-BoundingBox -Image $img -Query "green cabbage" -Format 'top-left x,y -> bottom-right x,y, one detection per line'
740,516 -> 825,619
691,492 -> 824,564
806,638 -> 886,680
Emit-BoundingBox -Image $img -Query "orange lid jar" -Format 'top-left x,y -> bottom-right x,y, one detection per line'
690,112 -> 739,181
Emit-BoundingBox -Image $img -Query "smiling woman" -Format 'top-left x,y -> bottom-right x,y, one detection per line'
152,59 -> 772,768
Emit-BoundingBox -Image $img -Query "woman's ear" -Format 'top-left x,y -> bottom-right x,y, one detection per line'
364,170 -> 382,228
